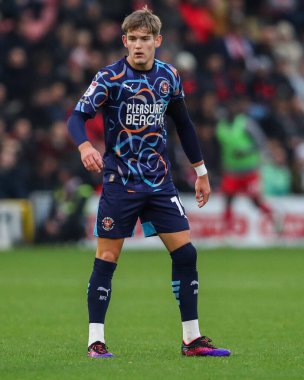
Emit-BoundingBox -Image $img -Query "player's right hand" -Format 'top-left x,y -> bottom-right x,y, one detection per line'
78,141 -> 103,173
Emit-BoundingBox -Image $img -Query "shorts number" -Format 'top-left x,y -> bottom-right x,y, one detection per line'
170,196 -> 185,216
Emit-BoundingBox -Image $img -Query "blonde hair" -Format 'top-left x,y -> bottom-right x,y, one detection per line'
122,6 -> 162,36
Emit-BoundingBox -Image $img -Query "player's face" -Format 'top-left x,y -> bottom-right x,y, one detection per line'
122,29 -> 162,71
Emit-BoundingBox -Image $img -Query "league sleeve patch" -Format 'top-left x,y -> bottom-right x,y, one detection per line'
84,81 -> 98,97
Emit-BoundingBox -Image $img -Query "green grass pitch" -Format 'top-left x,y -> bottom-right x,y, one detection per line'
0,245 -> 303,380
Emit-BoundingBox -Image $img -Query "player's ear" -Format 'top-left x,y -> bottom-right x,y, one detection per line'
122,35 -> 128,48
155,35 -> 162,48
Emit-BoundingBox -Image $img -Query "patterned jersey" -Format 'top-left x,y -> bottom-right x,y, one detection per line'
75,57 -> 184,192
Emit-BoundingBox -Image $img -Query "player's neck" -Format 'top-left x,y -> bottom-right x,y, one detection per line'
126,56 -> 154,72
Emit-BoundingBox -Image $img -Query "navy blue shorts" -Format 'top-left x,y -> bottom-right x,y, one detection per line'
94,184 -> 190,238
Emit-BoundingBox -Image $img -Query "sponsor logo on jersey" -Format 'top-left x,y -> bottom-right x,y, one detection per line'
160,80 -> 169,95
125,103 -> 165,126
84,81 -> 98,97
102,217 -> 115,231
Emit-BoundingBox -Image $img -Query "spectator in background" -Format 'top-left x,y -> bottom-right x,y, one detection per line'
47,82 -> 68,122
93,20 -> 122,54
0,137 -> 29,198
261,94 -> 297,153
198,53 -> 229,102
261,139 -> 291,195
30,155 -> 59,191
36,166 -> 92,243
272,21 -> 303,73
69,29 -> 93,71
18,0 -> 58,44
247,55 -> 275,120
0,84 -> 13,123
57,0 -> 86,27
216,17 -> 254,67
179,0 -> 215,44
293,141 -> 304,192
10,117 -> 36,169
289,57 -> 304,105
196,119 -> 221,191
264,0 -> 298,22
0,119 -> 6,141
253,22 -> 277,62
290,96 -> 304,140
3,47 -> 32,105
36,120 -> 76,165
53,22 -> 77,72
154,0 -> 183,35
175,50 -> 199,114
29,87 -> 56,129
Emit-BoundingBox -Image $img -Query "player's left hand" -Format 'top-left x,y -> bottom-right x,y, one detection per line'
195,174 -> 211,208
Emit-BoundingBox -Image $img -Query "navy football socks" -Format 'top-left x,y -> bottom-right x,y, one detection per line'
170,243 -> 199,321
87,258 -> 117,323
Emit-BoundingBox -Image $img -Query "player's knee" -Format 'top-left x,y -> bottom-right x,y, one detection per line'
170,243 -> 197,269
96,248 -> 120,263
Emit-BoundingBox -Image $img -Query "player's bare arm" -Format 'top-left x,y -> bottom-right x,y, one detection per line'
193,161 -> 211,208
78,141 -> 103,173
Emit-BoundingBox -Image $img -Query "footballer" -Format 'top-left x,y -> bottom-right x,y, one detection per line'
67,6 -> 231,358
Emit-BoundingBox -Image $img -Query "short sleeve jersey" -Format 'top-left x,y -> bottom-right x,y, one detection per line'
75,57 -> 184,192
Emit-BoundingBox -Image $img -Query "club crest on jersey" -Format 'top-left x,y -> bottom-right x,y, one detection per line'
84,81 -> 98,97
160,80 -> 169,95
102,217 -> 115,231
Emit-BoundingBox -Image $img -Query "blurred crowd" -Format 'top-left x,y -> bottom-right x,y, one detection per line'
1,0 -> 304,200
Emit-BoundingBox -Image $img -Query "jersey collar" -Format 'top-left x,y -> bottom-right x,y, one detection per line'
124,56 -> 155,74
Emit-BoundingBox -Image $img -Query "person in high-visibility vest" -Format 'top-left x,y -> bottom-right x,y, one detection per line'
216,98 -> 282,235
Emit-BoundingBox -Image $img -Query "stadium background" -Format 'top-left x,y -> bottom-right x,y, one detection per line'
1,0 -> 304,247
1,1 -> 304,379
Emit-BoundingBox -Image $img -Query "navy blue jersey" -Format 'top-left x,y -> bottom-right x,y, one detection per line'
75,57 -> 184,192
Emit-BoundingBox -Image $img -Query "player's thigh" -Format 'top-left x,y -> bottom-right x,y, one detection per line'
95,185 -> 142,239
96,237 -> 124,262
159,230 -> 191,252
140,190 -> 189,237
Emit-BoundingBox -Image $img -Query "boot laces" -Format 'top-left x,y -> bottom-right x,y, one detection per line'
199,336 -> 216,349
91,342 -> 108,354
